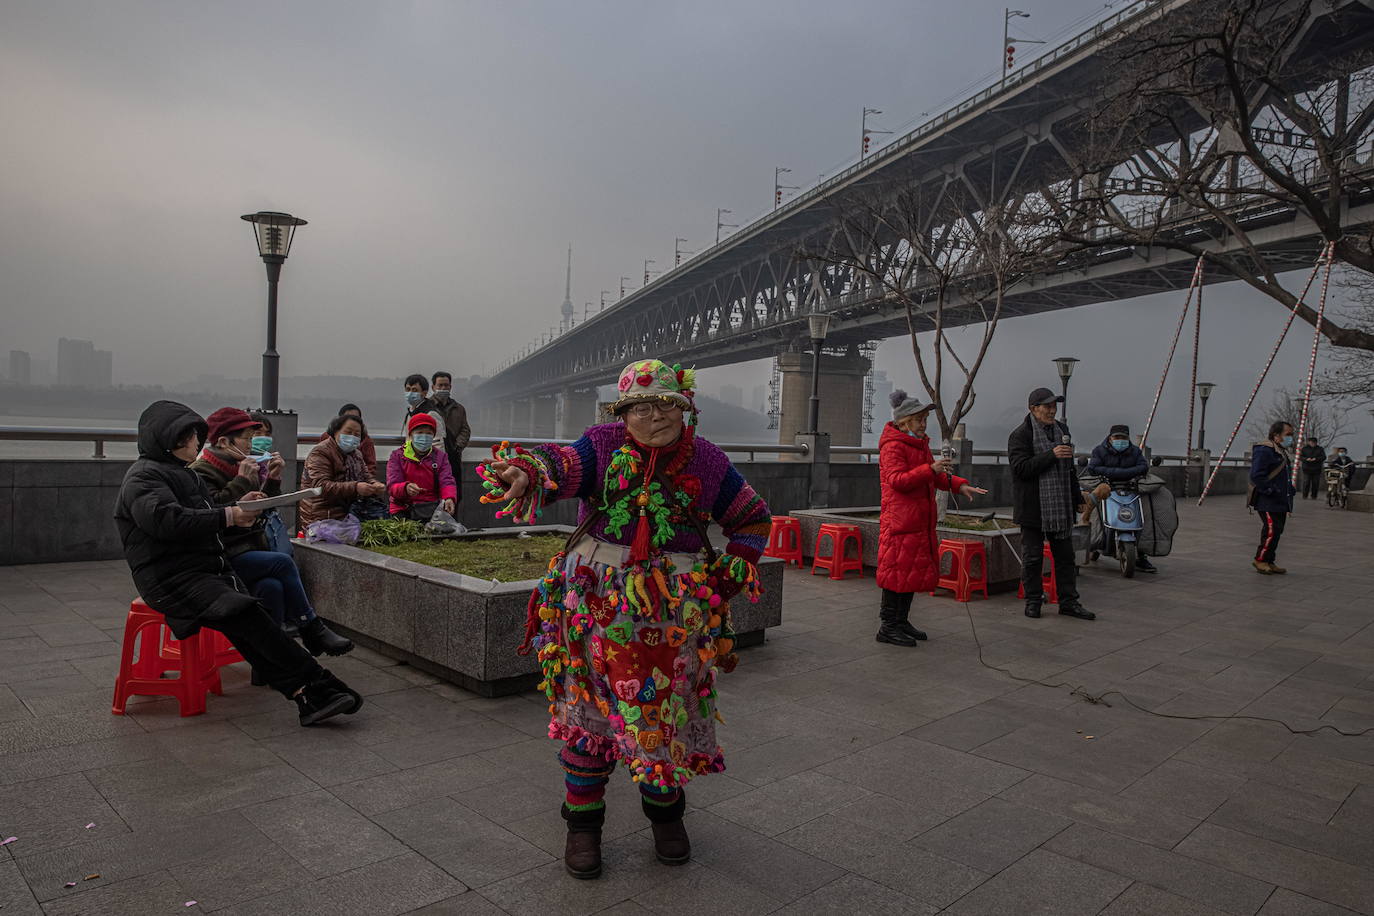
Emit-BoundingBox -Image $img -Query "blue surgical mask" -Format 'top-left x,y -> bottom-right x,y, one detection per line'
1111,439 -> 1129,452
405,391 -> 422,407
1281,435 -> 1294,448
337,433 -> 361,453
250,436 -> 273,455
411,433 -> 434,452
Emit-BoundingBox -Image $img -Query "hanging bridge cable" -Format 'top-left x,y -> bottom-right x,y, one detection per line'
1197,242 -> 1335,505
1186,266 -> 1203,456
1138,256 -> 1205,450
1291,247 -> 1339,489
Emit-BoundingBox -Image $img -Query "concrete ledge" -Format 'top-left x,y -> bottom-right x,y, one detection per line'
295,526 -> 784,696
1347,490 -> 1374,513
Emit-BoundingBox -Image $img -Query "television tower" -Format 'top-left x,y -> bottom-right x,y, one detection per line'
559,246 -> 574,333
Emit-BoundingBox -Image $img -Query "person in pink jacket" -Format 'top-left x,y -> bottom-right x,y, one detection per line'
386,414 -> 458,520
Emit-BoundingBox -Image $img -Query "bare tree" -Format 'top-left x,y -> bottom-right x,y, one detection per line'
1043,0 -> 1374,353
1245,386 -> 1349,447
1315,267 -> 1374,404
806,176 -> 1057,440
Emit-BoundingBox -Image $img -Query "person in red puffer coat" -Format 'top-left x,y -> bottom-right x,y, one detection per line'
877,391 -> 987,647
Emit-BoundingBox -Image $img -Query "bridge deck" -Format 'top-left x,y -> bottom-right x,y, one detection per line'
2,496 -> 1372,914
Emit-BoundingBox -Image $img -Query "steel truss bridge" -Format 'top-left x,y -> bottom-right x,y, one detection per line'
479,0 -> 1374,400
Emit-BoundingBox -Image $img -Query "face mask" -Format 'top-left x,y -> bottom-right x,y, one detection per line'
250,436 -> 273,455
1111,440 -> 1129,452
1281,435 -> 1294,448
405,391 -> 422,407
433,388 -> 451,402
411,433 -> 434,452
337,434 -> 361,453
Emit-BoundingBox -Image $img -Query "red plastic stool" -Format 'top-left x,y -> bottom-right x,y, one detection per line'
930,539 -> 989,602
1016,544 -> 1059,604
811,523 -> 864,580
112,599 -> 224,717
763,517 -> 803,567
161,627 -> 242,670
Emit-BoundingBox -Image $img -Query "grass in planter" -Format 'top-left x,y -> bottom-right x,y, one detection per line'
938,514 -> 1017,531
367,534 -> 568,581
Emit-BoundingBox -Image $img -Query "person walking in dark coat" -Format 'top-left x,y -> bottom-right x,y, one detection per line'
113,400 -> 364,726
1085,423 -> 1156,572
1007,387 -> 1093,620
1298,437 -> 1325,500
1250,421 -> 1297,575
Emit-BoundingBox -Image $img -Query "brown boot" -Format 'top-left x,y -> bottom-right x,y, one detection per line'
1252,559 -> 1273,575
564,828 -> 602,879
651,819 -> 691,865
1268,562 -> 1287,575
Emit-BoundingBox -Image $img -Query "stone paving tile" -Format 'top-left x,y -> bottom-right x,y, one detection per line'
372,796 -> 554,888
0,859 -> 42,916
260,726 -> 399,787
1257,888 -> 1363,915
910,796 -> 1072,873
708,770 -> 873,837
37,870 -> 191,916
241,789 -> 410,879
329,755 -> 507,817
1045,823 -> 1274,914
217,852 -> 464,916
768,873 -> 935,915
999,773 -> 1201,848
679,809 -> 845,905
0,772 -> 129,857
940,848 -> 1133,915
402,890 -> 511,914
1176,823 -> 1374,915
165,840 -> 314,911
1098,883 -> 1231,916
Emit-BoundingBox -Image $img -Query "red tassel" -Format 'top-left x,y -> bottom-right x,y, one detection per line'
629,510 -> 651,565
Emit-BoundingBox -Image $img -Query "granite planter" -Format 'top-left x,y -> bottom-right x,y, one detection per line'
790,506 -> 1088,594
295,525 -> 785,696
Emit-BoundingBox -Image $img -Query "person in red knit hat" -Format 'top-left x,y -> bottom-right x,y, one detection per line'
386,413 -> 458,520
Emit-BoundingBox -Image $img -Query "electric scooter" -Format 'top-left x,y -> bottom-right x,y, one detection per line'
1089,478 -> 1144,578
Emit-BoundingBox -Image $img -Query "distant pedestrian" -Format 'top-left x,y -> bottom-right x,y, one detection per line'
1007,387 -> 1094,620
1250,421 -> 1296,575
1298,436 -> 1325,500
1329,446 -> 1356,488
386,413 -> 457,520
876,391 -> 986,646
430,371 -> 472,500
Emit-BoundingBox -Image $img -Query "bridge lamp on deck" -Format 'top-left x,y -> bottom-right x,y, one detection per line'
1053,356 -> 1079,422
1196,382 -> 1216,452
240,210 -> 307,411
807,312 -> 834,435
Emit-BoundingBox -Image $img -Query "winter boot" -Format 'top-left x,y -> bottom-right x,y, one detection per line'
642,789 -> 690,865
1024,594 -> 1043,618
293,670 -> 361,726
894,595 -> 928,641
876,592 -> 918,646
300,618 -> 354,657
1252,559 -> 1273,575
1058,601 -> 1096,621
561,804 -> 604,879
1267,562 -> 1287,575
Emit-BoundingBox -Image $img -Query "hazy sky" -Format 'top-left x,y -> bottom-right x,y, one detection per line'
2,0 -> 1370,452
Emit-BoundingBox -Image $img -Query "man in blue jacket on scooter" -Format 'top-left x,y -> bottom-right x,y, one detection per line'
1086,424 -> 1156,572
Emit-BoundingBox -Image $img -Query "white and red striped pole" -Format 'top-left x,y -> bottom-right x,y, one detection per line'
1139,256 -> 1205,450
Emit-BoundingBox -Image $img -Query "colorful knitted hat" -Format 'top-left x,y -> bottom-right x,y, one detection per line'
611,359 -> 696,414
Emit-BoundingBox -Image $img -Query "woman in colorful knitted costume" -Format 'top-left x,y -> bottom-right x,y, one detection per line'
478,358 -> 770,880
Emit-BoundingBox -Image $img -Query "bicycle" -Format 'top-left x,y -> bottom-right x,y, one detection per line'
1325,467 -> 1349,509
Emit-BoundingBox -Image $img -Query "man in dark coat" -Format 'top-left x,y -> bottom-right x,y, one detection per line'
114,400 -> 363,726
1085,423 -> 1156,572
1250,420 -> 1297,574
431,371 -> 472,501
1298,437 -> 1326,500
1007,387 -> 1093,620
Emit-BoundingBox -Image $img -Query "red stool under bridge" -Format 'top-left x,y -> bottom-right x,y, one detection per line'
1016,544 -> 1060,604
763,517 -> 803,567
112,598 -> 241,717
930,539 -> 989,602
811,523 -> 864,580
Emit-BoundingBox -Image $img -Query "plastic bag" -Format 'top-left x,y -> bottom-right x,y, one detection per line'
306,514 -> 362,545
424,506 -> 466,537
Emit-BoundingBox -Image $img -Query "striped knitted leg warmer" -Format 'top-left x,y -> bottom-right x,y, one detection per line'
639,781 -> 686,823
559,743 -> 614,831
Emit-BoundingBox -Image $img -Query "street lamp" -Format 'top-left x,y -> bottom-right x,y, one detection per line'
1002,9 -> 1030,88
807,312 -> 833,434
861,108 -> 891,158
643,259 -> 656,285
1196,382 -> 1216,451
774,167 -> 798,209
716,208 -> 737,245
240,210 -> 307,410
619,277 -> 632,300
675,237 -> 691,266
600,290 -> 610,311
1053,356 -> 1079,422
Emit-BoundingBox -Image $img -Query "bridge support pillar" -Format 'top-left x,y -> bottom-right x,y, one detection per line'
510,399 -> 532,439
777,347 -> 871,460
556,388 -> 600,439
530,396 -> 557,439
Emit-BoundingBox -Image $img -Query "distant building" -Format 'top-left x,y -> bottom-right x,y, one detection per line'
56,338 -> 113,388
871,370 -> 893,421
719,384 -> 743,408
8,350 -> 31,385
750,383 -> 767,414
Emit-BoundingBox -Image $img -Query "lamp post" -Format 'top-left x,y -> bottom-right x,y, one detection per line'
675,238 -> 690,266
807,312 -> 833,434
1002,9 -> 1030,88
1053,356 -> 1079,422
774,167 -> 798,209
240,210 -> 307,410
1196,381 -> 1216,451
643,259 -> 656,285
716,208 -> 737,245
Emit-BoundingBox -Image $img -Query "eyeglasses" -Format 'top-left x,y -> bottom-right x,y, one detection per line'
626,401 -> 683,418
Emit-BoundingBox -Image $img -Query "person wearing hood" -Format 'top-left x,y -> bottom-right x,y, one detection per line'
1250,420 -> 1297,574
875,391 -> 986,646
190,407 -> 354,657
114,400 -> 363,725
1085,424 -> 1156,572
1007,387 -> 1094,621
387,413 -> 458,520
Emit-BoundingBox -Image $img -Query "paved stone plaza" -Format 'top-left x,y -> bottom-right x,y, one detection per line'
1,495 -> 1372,915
